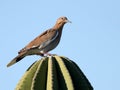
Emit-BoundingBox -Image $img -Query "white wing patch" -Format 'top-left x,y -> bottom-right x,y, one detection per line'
51,31 -> 59,42
32,45 -> 37,48
39,31 -> 59,49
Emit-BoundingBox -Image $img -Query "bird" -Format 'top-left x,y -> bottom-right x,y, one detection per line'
7,16 -> 71,67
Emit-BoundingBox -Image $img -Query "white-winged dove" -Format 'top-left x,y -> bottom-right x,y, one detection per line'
7,16 -> 71,67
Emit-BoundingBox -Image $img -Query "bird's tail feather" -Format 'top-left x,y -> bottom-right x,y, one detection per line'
7,54 -> 25,67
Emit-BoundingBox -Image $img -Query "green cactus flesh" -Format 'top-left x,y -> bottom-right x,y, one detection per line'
15,56 -> 93,90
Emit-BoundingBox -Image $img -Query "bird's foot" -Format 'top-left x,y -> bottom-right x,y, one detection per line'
44,53 -> 57,57
36,52 -> 57,57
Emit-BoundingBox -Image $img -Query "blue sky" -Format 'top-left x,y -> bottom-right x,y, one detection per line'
0,0 -> 120,90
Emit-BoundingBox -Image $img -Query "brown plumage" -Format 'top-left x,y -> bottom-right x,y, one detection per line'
7,16 -> 71,67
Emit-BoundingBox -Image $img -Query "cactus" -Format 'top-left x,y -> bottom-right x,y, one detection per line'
15,55 -> 93,90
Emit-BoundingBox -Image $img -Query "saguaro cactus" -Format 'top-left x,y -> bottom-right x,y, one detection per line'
15,56 -> 93,90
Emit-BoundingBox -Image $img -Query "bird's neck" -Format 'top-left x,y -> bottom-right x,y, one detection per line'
53,23 -> 65,31
53,23 -> 65,38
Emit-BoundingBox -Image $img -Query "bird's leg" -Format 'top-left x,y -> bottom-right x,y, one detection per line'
44,52 -> 57,57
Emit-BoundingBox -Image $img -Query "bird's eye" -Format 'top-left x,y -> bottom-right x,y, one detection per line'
61,18 -> 64,20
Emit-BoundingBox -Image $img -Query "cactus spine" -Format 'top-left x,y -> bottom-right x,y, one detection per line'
15,56 -> 93,90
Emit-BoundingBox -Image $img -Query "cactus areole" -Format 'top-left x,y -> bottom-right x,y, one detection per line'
15,55 -> 93,90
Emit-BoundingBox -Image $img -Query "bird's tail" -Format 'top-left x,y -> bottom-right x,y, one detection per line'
7,53 -> 26,67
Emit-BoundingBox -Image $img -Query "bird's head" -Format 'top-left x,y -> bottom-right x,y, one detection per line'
56,16 -> 71,25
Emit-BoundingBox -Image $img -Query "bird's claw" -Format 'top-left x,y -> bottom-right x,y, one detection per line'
44,53 -> 57,57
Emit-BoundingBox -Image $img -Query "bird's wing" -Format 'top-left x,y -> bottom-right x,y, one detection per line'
19,28 -> 58,54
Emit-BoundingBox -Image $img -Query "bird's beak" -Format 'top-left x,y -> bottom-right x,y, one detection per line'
65,20 -> 72,23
